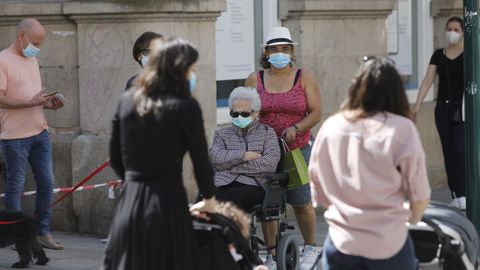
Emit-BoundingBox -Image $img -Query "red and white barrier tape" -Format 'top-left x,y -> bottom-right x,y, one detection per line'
0,179 -> 122,199
0,160 -> 115,225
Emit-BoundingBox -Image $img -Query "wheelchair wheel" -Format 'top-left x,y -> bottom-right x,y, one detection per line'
276,233 -> 299,270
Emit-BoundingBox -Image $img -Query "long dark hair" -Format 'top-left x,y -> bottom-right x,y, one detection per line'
134,37 -> 198,117
341,56 -> 411,120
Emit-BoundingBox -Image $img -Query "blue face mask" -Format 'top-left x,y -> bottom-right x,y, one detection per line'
22,36 -> 40,58
140,54 -> 149,67
232,116 -> 253,129
189,72 -> 197,93
268,53 -> 291,69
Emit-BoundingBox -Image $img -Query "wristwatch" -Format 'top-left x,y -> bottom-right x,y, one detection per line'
293,124 -> 300,134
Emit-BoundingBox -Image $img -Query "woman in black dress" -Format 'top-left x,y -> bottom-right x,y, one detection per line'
103,37 -> 218,270
413,17 -> 465,210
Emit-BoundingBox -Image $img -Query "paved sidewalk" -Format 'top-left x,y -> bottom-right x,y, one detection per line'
0,187 -> 453,269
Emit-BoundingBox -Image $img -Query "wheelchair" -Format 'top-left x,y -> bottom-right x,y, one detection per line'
248,171 -> 300,270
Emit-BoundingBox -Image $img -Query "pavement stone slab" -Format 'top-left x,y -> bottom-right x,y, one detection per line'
0,187 -> 453,269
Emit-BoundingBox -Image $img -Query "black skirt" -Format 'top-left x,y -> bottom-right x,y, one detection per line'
102,179 -> 199,270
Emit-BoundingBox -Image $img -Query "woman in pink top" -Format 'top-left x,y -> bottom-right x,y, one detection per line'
309,57 -> 431,270
245,27 -> 321,270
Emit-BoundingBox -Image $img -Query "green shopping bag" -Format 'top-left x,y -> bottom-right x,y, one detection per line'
280,140 -> 309,190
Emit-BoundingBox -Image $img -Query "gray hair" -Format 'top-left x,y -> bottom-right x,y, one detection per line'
228,87 -> 261,111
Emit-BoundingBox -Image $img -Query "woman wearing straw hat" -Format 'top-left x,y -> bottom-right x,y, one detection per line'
245,26 -> 321,270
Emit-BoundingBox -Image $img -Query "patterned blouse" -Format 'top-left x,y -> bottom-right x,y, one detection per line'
256,69 -> 310,150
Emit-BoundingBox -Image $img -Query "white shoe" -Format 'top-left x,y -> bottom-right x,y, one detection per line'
264,254 -> 277,270
449,198 -> 459,208
300,245 -> 318,270
449,197 -> 466,211
457,196 -> 466,211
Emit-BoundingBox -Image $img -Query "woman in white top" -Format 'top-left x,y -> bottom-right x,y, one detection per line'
309,56 -> 431,270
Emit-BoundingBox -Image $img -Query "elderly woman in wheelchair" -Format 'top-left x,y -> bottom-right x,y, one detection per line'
209,86 -> 281,210
209,87 -> 300,270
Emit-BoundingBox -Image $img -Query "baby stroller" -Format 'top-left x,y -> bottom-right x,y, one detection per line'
194,213 -> 263,270
408,201 -> 480,270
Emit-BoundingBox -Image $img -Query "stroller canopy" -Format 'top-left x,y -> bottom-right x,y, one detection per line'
423,201 -> 480,268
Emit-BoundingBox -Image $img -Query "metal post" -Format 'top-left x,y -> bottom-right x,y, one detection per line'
464,0 -> 480,230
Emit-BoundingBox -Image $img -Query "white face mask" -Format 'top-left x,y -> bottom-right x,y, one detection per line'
446,31 -> 462,45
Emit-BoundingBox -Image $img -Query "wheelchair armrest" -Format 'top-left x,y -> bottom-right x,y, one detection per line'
265,172 -> 289,186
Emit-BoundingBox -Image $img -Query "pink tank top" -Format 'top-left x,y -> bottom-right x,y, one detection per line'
257,69 -> 310,150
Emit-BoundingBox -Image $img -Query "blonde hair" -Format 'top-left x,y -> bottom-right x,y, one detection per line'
216,201 -> 251,239
133,38 -> 164,116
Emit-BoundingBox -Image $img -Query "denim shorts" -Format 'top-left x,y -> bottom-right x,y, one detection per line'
286,139 -> 312,207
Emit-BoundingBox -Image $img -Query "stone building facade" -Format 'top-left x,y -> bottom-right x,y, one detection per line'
0,0 -> 463,235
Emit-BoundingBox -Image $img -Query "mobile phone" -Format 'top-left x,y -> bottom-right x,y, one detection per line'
56,93 -> 67,103
43,91 -> 59,97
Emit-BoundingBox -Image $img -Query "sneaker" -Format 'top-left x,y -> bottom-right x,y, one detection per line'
449,198 -> 459,208
264,254 -> 277,270
300,245 -> 318,270
449,197 -> 467,211
458,196 -> 466,211
37,234 -> 64,250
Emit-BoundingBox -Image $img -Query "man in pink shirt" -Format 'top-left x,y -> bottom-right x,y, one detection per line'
0,18 -> 65,250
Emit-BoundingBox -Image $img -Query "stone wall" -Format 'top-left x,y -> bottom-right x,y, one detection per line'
0,0 -> 224,235
279,0 -> 395,118
0,0 -> 461,235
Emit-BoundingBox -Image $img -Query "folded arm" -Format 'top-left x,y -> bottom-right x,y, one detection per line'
230,128 -> 281,177
209,131 -> 247,171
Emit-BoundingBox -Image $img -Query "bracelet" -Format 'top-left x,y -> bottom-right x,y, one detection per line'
293,124 -> 300,134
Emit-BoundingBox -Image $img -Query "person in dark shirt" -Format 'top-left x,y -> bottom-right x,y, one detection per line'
102,37 -> 219,270
413,16 -> 465,210
124,31 -> 163,90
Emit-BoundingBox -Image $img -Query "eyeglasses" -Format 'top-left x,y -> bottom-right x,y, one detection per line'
230,111 -> 253,118
266,46 -> 292,54
140,49 -> 151,57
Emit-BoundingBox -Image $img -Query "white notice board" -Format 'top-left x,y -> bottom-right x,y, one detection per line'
388,0 -> 413,76
215,0 -> 255,81
387,5 -> 399,55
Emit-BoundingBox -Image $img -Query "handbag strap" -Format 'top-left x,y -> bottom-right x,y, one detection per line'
279,138 -> 290,153
443,49 -> 453,102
